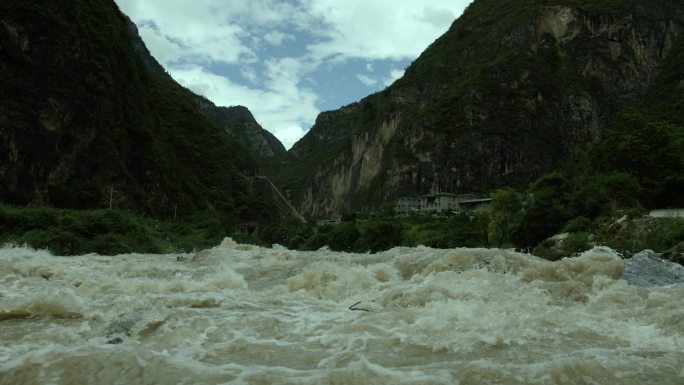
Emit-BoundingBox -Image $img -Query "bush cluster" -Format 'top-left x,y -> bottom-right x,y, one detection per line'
0,204 -> 237,255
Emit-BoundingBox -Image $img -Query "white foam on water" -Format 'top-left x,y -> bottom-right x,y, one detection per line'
1,240 -> 682,384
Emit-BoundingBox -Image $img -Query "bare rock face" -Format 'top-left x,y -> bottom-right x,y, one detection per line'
272,0 -> 684,218
622,250 -> 684,286
298,114 -> 402,216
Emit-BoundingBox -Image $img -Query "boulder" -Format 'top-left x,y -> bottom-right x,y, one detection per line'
102,313 -> 142,344
622,250 -> 684,287
606,215 -> 629,234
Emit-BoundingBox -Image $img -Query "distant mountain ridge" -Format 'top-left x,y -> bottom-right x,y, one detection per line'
269,0 -> 684,218
0,0 -> 282,220
193,101 -> 286,162
124,16 -> 286,162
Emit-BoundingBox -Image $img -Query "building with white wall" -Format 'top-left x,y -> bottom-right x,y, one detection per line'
395,193 -> 491,216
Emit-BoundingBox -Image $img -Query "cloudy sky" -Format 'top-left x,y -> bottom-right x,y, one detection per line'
114,0 -> 473,149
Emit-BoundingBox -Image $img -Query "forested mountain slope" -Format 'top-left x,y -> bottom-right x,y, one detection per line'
270,0 -> 683,218
0,0 -> 282,220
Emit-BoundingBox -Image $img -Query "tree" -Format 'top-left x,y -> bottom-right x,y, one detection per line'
355,222 -> 403,253
488,187 -> 522,248
328,222 -> 360,252
591,112 -> 684,207
511,173 -> 574,249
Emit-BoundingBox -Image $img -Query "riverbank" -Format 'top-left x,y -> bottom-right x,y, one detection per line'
0,204 -> 235,255
2,204 -> 682,261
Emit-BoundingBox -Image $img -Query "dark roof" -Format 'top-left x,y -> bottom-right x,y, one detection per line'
459,198 -> 492,204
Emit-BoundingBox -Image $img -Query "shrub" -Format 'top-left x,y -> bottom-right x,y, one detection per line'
16,227 -> 82,256
87,233 -> 130,255
327,222 -> 360,252
562,216 -> 593,233
355,222 -> 403,253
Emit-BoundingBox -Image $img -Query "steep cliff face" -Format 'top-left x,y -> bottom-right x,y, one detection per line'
272,0 -> 683,218
0,0 -> 275,219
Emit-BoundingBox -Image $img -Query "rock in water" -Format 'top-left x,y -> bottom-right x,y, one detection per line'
622,250 -> 684,287
102,313 -> 142,343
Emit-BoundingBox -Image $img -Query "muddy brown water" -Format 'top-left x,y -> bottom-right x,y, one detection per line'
1,239 -> 682,384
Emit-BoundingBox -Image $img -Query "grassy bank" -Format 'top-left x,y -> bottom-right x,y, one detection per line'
0,204 -> 239,255
258,212 -> 683,258
2,203 -> 681,260
533,214 -> 684,260
258,214 -> 490,253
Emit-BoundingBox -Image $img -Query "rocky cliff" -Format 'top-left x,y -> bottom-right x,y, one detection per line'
271,0 -> 684,218
0,0 -> 279,219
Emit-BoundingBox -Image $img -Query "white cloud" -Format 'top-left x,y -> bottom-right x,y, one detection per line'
240,67 -> 259,84
357,74 -> 378,87
168,64 -> 319,150
357,68 -> 404,89
263,31 -> 294,46
117,0 -> 253,65
137,25 -> 183,64
418,5 -> 460,27
384,68 -> 406,87
302,0 -> 471,62
271,125 -> 310,149
114,0 -> 473,148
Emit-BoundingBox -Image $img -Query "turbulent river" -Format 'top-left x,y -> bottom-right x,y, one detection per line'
1,239 -> 683,385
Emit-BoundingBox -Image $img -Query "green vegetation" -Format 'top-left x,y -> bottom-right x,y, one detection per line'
0,204 -> 486,255
488,188 -> 523,248
512,110 -> 684,250
543,0 -> 639,12
0,204 -> 243,256
4,177 -> 680,259
250,195 -> 680,259
531,216 -> 684,261
2,0 -> 680,261
501,94 -> 683,258
597,217 -> 684,255
263,102 -> 683,259
0,0 -> 267,221
256,213 -> 491,253
270,0 -> 683,215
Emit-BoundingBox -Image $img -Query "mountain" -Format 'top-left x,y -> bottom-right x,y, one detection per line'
125,18 -> 286,162
193,102 -> 286,162
269,0 -> 684,218
0,0 -> 280,220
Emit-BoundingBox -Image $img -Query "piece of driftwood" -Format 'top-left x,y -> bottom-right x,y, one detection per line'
349,301 -> 370,312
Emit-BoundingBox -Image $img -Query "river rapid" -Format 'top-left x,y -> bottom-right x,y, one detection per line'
1,239 -> 682,385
